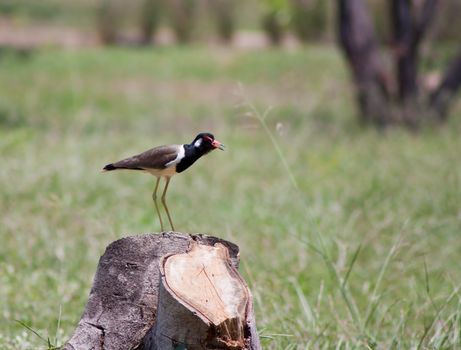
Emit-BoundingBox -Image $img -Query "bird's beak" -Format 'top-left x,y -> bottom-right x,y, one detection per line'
212,139 -> 225,150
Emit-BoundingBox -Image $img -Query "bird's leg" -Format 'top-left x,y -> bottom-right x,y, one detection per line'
152,177 -> 164,231
161,177 -> 175,231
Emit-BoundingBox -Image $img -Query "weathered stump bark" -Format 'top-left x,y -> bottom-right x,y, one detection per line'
62,232 -> 260,350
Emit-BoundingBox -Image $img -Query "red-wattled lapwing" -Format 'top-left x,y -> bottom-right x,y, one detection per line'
103,132 -> 225,231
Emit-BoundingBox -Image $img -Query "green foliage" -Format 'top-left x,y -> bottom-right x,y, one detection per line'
262,11 -> 284,45
0,47 -> 460,349
289,0 -> 328,42
260,0 -> 290,45
262,0 -> 290,13
260,0 -> 331,45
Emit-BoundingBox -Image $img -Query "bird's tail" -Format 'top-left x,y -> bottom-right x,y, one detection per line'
102,163 -> 117,172
102,163 -> 144,172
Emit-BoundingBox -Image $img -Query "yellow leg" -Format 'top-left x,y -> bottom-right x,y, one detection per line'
152,177 -> 164,231
161,177 -> 175,231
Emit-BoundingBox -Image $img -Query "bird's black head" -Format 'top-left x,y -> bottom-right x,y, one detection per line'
191,132 -> 225,154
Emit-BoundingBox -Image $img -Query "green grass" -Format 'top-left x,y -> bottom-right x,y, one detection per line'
0,45 -> 461,349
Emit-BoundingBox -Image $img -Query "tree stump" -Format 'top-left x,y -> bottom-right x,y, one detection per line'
62,232 -> 261,350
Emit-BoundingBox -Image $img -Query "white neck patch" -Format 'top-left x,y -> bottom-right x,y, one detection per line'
194,138 -> 202,148
165,145 -> 185,167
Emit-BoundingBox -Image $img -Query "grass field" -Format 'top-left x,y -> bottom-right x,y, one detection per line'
1,46 -> 461,349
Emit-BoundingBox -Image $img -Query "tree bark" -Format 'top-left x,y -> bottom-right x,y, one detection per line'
390,0 -> 439,125
337,0 -> 391,126
62,233 -> 260,350
412,0 -> 439,51
391,0 -> 418,102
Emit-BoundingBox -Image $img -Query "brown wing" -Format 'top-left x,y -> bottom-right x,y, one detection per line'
113,144 -> 180,170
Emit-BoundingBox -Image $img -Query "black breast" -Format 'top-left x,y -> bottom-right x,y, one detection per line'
176,144 -> 202,173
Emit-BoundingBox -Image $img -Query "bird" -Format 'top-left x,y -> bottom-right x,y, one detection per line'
103,132 -> 225,231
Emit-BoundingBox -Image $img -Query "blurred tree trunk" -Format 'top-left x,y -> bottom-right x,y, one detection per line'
337,0 -> 461,128
262,11 -> 284,46
337,0 -> 391,126
139,0 -> 162,45
390,0 -> 438,125
169,0 -> 196,43
97,0 -> 120,45
207,0 -> 235,43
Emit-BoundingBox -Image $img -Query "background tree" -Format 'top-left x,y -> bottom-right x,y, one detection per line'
208,0 -> 235,43
168,0 -> 197,43
337,0 -> 461,128
97,0 -> 121,45
261,0 -> 288,46
139,0 -> 162,45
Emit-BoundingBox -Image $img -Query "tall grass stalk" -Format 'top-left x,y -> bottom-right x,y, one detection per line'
363,232 -> 403,331
238,87 -> 365,334
15,321 -> 59,350
417,284 -> 461,349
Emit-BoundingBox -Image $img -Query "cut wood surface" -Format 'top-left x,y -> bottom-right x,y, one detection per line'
144,242 -> 251,349
62,232 -> 260,350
